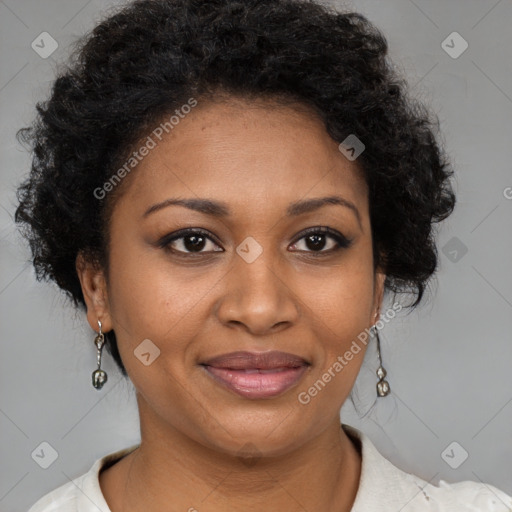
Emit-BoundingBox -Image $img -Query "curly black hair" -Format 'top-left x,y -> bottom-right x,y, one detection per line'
15,0 -> 456,378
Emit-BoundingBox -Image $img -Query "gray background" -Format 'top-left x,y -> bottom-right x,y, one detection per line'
1,0 -> 511,510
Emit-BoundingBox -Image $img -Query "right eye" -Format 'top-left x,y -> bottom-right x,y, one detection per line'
158,228 -> 224,255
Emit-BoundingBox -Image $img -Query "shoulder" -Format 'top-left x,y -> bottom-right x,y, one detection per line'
27,444 -> 139,512
342,423 -> 512,511
406,474 -> 512,511
27,478 -> 82,512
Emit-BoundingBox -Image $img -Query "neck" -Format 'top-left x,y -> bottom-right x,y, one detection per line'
101,400 -> 362,512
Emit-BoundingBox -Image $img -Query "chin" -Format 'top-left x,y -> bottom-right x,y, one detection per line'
197,410 -> 311,459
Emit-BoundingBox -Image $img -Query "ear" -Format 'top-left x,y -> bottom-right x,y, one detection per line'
372,267 -> 386,323
75,251 -> 113,333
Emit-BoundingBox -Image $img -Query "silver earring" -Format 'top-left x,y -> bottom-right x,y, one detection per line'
374,326 -> 390,397
92,320 -> 108,390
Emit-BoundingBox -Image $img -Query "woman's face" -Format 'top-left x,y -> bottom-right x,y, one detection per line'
80,97 -> 385,457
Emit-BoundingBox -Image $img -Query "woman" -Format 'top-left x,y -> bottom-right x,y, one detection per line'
16,0 -> 512,510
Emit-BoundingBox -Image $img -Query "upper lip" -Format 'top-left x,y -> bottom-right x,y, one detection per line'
201,351 -> 310,370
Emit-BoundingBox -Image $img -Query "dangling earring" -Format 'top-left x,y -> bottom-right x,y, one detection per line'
92,320 -> 108,390
373,326 -> 390,397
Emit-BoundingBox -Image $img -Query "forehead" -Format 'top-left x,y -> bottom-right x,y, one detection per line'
116,98 -> 369,218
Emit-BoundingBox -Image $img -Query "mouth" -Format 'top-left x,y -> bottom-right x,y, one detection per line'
200,351 -> 310,400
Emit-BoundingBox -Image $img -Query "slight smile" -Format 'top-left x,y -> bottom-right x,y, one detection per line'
200,350 -> 311,399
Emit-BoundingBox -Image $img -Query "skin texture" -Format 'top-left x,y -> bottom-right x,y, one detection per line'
76,97 -> 386,511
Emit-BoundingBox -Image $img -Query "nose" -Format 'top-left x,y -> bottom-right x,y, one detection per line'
214,246 -> 300,336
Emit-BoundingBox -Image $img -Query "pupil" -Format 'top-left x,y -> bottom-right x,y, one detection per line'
185,235 -> 206,252
306,234 -> 325,251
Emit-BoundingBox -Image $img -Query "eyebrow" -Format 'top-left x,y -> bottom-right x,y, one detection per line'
143,195 -> 361,227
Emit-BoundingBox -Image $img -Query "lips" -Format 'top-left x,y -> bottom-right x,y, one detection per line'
201,351 -> 310,399
202,350 -> 309,370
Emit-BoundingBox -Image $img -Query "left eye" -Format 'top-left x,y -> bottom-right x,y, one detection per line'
289,228 -> 352,253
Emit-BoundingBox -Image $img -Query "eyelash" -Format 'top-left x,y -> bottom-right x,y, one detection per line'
157,227 -> 353,257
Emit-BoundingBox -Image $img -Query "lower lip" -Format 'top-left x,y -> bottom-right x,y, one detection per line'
202,365 -> 309,399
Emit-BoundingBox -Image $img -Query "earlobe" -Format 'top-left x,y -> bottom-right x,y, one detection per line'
75,251 -> 113,332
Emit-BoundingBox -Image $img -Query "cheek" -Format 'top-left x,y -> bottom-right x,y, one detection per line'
106,241 -> 220,367
299,268 -> 374,410
299,250 -> 375,332
297,247 -> 375,392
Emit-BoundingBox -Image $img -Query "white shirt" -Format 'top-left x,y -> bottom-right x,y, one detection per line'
28,424 -> 512,511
